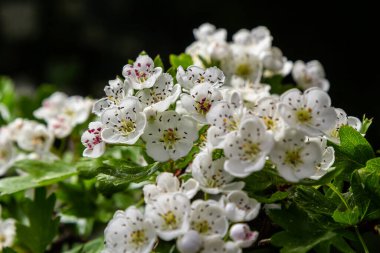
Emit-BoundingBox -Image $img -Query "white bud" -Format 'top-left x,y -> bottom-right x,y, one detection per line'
229,223 -> 259,248
176,230 -> 202,253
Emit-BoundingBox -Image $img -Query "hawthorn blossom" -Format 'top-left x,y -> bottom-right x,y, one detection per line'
261,47 -> 293,77
122,55 -> 162,90
232,26 -> 272,56
292,60 -> 330,91
101,97 -> 146,144
224,118 -> 274,177
193,23 -> 227,42
176,66 -> 225,90
0,129 -> 16,176
145,193 -> 191,241
229,223 -> 259,248
81,121 -> 105,158
136,73 -> 181,112
33,92 -> 68,121
227,51 -> 263,86
190,200 -> 228,238
270,129 -> 323,182
200,236 -> 241,253
308,137 -> 335,180
326,108 -> 362,143
104,206 -> 156,253
176,230 -> 202,253
278,87 -> 337,136
142,111 -> 198,162
223,190 -> 261,222
16,121 -> 54,154
191,150 -> 244,194
143,172 -> 199,204
180,83 -> 223,123
93,77 -> 133,116
0,207 -> 16,251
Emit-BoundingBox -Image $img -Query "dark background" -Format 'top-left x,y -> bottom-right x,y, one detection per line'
1,1 -> 379,147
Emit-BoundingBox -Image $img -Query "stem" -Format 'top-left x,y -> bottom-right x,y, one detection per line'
355,226 -> 369,253
327,183 -> 349,209
204,192 -> 209,201
136,198 -> 145,208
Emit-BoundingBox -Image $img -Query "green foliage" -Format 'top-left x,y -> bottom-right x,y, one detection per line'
154,55 -> 165,70
0,160 -> 77,195
262,75 -> 295,95
16,188 -> 60,253
65,237 -> 104,253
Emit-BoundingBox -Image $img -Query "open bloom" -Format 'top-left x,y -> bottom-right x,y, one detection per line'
93,77 -> 133,116
33,92 -> 68,121
278,87 -> 337,136
101,97 -> 146,144
104,206 -> 156,253
261,47 -> 292,77
81,121 -> 106,158
191,150 -> 244,194
145,193 -> 191,241
308,137 -> 335,180
224,118 -> 274,177
223,190 -> 261,222
190,200 -> 228,238
136,73 -> 181,112
292,60 -> 330,91
227,51 -> 263,86
0,130 -> 16,176
176,65 -> 225,90
142,111 -> 198,162
326,108 -> 362,143
0,207 -> 16,251
143,172 -> 199,204
180,83 -> 223,123
17,121 -> 54,154
122,55 -> 162,90
270,129 -> 322,182
229,223 -> 259,248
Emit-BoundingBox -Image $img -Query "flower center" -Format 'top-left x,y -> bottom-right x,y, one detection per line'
130,230 -> 146,246
296,108 -> 312,123
161,128 -> 179,149
119,119 -> 136,135
263,116 -> 275,130
194,220 -> 209,234
32,135 -> 46,146
284,149 -> 303,167
223,117 -> 238,132
0,149 -> 9,160
235,63 -> 252,78
161,211 -> 177,228
242,142 -> 261,161
195,98 -> 212,115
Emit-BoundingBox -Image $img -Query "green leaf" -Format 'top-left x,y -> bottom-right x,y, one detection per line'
251,191 -> 289,204
65,237 -> 104,253
0,160 -> 77,195
360,115 -> 372,135
16,188 -> 60,253
154,55 -> 165,70
350,171 -> 370,219
2,248 -> 17,253
332,206 -> 360,225
169,53 -> 193,69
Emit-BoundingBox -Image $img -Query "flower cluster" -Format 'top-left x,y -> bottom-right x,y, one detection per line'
82,24 -> 364,253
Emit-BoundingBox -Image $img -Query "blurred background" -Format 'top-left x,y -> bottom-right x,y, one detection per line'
0,0 -> 379,146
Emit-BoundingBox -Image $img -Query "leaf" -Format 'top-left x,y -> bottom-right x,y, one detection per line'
251,191 -> 289,204
296,166 -> 344,186
360,115 -> 372,135
358,157 -> 380,206
332,206 -> 360,225
154,55 -> 164,70
0,160 -> 77,195
65,237 -> 104,253
16,188 -> 60,253
169,53 -> 193,69
350,171 -> 370,219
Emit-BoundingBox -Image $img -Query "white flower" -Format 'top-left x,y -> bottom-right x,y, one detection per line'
232,26 -> 272,56
292,60 -> 330,91
142,111 -> 198,162
308,137 -> 335,180
227,51 -> 263,85
191,150 -> 245,194
254,96 -> 286,140
0,103 -> 10,122
206,101 -> 249,148
34,92 -> 68,121
190,200 -> 228,238
136,73 -> 181,112
176,66 -> 225,90
193,23 -> 227,42
180,83 -> 223,123
278,87 -> 337,137
261,47 -> 293,77
104,206 -> 156,253
201,236 -> 241,253
122,55 -> 162,90
223,190 -> 261,222
145,193 -> 191,241
81,121 -> 106,158
47,115 -> 74,139
224,118 -> 274,177
93,77 -> 133,116
0,131 -> 16,176
270,129 -> 323,182
101,97 -> 146,144
326,108 -> 362,143
176,230 -> 202,253
0,207 -> 16,251
17,121 -> 54,153
229,223 -> 259,248
143,172 -> 199,204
